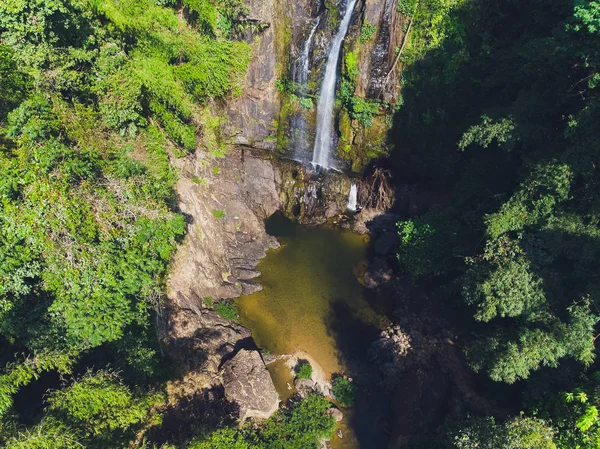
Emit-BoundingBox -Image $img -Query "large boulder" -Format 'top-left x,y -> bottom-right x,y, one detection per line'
327,407 -> 344,422
222,349 -> 280,421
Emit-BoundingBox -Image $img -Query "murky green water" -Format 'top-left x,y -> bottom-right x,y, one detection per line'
236,213 -> 390,449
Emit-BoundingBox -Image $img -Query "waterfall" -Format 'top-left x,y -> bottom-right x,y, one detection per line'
347,183 -> 358,211
312,0 -> 358,169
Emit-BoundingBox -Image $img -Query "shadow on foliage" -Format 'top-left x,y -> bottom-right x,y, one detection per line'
324,298 -> 390,448
145,384 -> 240,447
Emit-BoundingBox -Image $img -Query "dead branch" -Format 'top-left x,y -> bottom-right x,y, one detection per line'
380,6 -> 417,98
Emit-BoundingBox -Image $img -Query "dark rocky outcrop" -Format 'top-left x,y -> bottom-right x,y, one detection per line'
368,278 -> 506,447
222,0 -> 282,149
357,0 -> 405,101
294,378 -> 316,398
389,367 -> 451,448
163,307 -> 251,378
273,160 -> 353,224
161,307 -> 279,423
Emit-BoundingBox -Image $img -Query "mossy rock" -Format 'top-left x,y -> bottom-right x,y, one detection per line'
337,113 -> 390,173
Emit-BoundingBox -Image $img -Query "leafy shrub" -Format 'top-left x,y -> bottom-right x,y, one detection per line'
46,370 -> 163,442
189,427 -> 249,449
396,207 -> 456,277
485,162 -> 572,239
458,115 -> 516,151
299,97 -> 314,109
397,0 -> 418,16
184,0 -> 218,35
0,45 -> 31,120
332,376 -> 355,408
444,415 -> 556,449
339,82 -> 380,128
2,418 -> 83,449
296,361 -> 313,380
344,51 -> 359,82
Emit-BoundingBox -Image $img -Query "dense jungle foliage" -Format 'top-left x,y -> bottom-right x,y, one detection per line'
3,0 -> 600,447
393,0 -> 600,447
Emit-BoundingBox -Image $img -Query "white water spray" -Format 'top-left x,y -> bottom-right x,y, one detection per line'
312,0 -> 358,169
347,183 -> 358,211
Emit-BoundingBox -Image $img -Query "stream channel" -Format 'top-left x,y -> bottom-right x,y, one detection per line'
236,213 -> 391,448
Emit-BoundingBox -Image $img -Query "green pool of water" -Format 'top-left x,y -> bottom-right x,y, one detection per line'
236,213 -> 390,449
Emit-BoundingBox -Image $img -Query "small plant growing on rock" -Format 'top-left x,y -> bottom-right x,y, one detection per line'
213,209 -> 226,219
296,361 -> 313,380
360,23 -> 377,42
203,297 -> 213,308
299,97 -> 313,109
214,301 -> 238,321
332,376 -> 355,408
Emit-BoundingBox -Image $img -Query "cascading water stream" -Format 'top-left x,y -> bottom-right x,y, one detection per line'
347,183 -> 358,211
312,0 -> 358,169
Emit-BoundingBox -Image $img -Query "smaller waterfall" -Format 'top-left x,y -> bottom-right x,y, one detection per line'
347,183 -> 358,211
292,16 -> 321,160
312,0 -> 358,169
294,16 -> 321,88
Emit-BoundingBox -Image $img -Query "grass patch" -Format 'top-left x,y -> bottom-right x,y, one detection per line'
214,301 -> 238,321
212,209 -> 226,219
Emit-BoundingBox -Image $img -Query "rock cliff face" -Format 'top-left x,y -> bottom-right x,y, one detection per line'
221,0 -> 281,150
357,0 -> 404,100
168,149 -> 281,304
163,148 -> 280,422
220,0 -> 404,171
